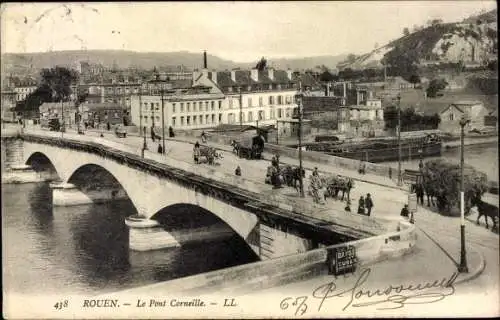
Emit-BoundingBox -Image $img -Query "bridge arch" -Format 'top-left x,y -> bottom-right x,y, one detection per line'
25,151 -> 61,181
151,203 -> 260,257
22,140 -> 260,251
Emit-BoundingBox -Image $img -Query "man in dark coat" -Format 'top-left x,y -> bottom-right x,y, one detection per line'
357,196 -> 365,215
365,193 -> 374,216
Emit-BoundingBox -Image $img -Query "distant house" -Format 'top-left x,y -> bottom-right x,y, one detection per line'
85,102 -> 125,126
484,109 -> 498,129
39,102 -> 78,127
439,100 -> 490,133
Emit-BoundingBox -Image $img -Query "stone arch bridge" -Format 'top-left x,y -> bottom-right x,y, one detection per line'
2,134 -> 381,260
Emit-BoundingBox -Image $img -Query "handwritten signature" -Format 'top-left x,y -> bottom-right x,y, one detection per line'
280,268 -> 458,315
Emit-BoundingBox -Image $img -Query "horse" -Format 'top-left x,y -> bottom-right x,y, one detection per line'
230,140 -> 240,154
471,196 -> 499,231
196,146 -> 223,165
323,176 -> 354,201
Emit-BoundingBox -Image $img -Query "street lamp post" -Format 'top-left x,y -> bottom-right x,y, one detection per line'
276,119 -> 279,145
239,87 -> 243,128
295,81 -> 305,198
161,88 -> 166,155
397,93 -> 402,186
458,115 -> 469,273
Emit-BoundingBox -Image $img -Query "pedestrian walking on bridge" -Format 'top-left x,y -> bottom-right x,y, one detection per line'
235,165 -> 241,176
357,196 -> 365,215
365,193 -> 374,216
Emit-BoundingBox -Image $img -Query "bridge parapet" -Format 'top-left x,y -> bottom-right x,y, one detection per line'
110,220 -> 416,295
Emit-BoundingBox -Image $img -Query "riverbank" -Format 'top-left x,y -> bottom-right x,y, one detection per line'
443,135 -> 498,149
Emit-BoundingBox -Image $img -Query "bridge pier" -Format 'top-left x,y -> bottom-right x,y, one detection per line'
51,182 -> 128,206
1,164 -> 47,184
125,216 -> 180,251
258,223 -> 318,260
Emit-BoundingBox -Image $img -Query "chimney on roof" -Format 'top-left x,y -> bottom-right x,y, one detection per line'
251,68 -> 259,82
203,51 -> 208,69
286,69 -> 292,81
231,70 -> 236,82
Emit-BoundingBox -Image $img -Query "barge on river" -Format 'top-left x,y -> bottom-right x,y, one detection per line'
289,134 -> 442,163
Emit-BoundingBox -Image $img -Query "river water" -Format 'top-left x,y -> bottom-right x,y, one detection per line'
382,142 -> 499,182
2,182 -> 258,295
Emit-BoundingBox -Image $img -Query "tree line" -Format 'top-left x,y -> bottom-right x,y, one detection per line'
384,106 -> 441,131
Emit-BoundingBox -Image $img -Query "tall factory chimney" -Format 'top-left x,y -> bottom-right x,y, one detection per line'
203,51 -> 208,69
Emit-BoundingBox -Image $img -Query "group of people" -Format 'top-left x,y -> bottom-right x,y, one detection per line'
344,193 -> 374,216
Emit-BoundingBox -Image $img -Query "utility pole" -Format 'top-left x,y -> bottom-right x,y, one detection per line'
397,93 -> 402,186
276,119 -> 279,145
458,115 -> 469,273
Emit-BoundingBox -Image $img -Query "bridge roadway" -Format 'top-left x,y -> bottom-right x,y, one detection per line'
18,126 -> 389,238
55,127 -> 411,227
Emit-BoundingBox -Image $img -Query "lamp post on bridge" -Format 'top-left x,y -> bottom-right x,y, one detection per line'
294,81 -> 305,198
458,114 -> 470,273
397,93 -> 402,186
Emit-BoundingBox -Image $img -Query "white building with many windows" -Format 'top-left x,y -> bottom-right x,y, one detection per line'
130,68 -> 318,131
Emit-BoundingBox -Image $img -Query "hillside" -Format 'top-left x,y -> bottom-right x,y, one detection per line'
338,9 -> 497,71
0,50 -> 347,76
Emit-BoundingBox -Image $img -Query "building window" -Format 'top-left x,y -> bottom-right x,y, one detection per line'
211,114 -> 215,123
278,108 -> 283,118
228,113 -> 234,124
258,110 -> 265,120
218,101 -> 222,110
156,103 -> 160,110
193,102 -> 197,112
247,97 -> 252,107
180,103 -> 184,112
172,117 -> 176,127
248,111 -> 253,122
187,116 -> 190,125
210,101 -> 214,111
270,108 -> 275,119
199,116 -> 203,124
172,103 -> 176,113
269,96 -> 274,105
229,99 -> 233,108
206,114 -> 210,123
286,95 -> 292,104
187,102 -> 190,112
193,115 -> 197,125
219,113 -> 222,123
259,97 -> 263,107
278,95 -> 283,105
205,101 -> 209,111
449,113 -> 454,121
286,108 -> 291,118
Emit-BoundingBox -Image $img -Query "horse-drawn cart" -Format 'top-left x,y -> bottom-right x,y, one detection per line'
322,175 -> 354,201
194,144 -> 223,165
232,135 -> 265,160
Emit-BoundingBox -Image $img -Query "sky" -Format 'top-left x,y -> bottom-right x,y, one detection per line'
1,1 -> 497,62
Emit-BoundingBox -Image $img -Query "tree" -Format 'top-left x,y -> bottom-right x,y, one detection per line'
403,27 -> 410,36
39,66 -> 79,102
426,78 -> 448,98
319,70 -> 337,82
422,159 -> 488,215
409,74 -> 421,84
255,57 -> 267,71
346,54 -> 357,64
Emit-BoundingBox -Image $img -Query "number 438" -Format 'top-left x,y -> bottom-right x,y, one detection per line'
54,300 -> 68,310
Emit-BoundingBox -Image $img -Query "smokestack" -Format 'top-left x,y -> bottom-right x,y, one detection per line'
203,51 -> 207,69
